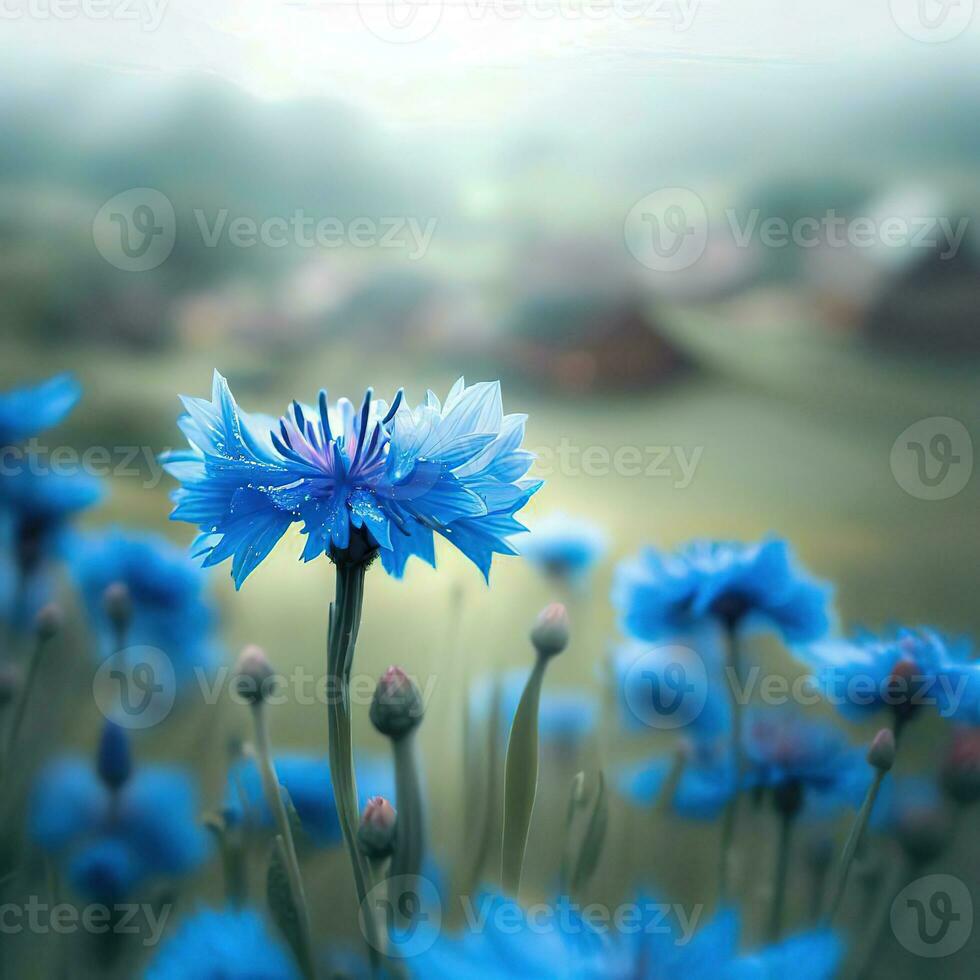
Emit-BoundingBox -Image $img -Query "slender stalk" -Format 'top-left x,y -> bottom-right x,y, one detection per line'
656,743 -> 689,816
326,561 -> 383,969
251,702 -> 316,980
826,769 -> 886,923
1,626 -> 53,779
851,858 -> 910,980
767,809 -> 796,940
718,623 -> 743,902
389,731 -> 425,919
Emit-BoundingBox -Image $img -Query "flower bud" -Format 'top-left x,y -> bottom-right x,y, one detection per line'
0,663 -> 20,708
369,666 -> 424,740
357,796 -> 397,861
867,728 -> 896,772
103,582 -> 131,632
34,602 -> 62,642
530,603 -> 570,659
884,657 -> 921,721
234,645 -> 277,705
941,729 -> 980,806
97,720 -> 131,790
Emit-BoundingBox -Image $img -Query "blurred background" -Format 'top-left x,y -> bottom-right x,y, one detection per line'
0,1 -> 978,977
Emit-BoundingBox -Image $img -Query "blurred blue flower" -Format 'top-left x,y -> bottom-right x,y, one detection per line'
619,737 -> 736,820
798,626 -> 979,724
162,372 -> 541,587
0,468 -> 101,624
742,710 -> 866,809
869,775 -> 942,834
516,512 -> 607,587
613,538 -> 831,644
145,907 -> 300,980
0,373 -> 80,446
410,892 -> 842,979
224,753 -> 393,847
70,528 -> 221,682
30,725 -> 209,902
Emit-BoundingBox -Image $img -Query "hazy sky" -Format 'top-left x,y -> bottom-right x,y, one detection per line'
3,0 -> 978,124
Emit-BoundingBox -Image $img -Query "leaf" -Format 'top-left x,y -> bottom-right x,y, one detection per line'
560,770 -> 609,896
266,836 -> 305,971
500,658 -> 547,896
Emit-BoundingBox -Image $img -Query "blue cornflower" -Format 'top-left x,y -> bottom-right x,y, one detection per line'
145,907 -> 300,980
162,372 -> 541,587
613,538 -> 832,644
224,753 -> 393,847
30,723 -> 209,902
742,710 -> 866,812
798,626 -> 978,725
0,373 -> 80,446
69,528 -> 221,681
515,511 -> 608,587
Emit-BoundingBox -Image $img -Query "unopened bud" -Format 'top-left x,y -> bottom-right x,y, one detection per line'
369,666 -> 424,740
234,645 -> 277,705
867,729 -> 896,772
884,657 -> 921,721
0,663 -> 20,708
34,603 -> 62,641
357,796 -> 397,861
530,603 -> 570,659
96,720 -> 131,790
103,582 -> 131,631
941,729 -> 980,806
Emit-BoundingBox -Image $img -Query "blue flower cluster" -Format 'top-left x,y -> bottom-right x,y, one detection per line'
516,511 -> 608,587
30,723 -> 209,902
163,372 -> 541,586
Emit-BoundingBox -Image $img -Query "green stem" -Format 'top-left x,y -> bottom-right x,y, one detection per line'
251,702 -> 316,980
718,623 -> 743,903
852,858 -> 912,980
767,809 -> 796,940
1,627 -> 52,780
389,731 -> 425,920
826,768 -> 886,923
500,656 -> 548,896
326,561 -> 383,970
